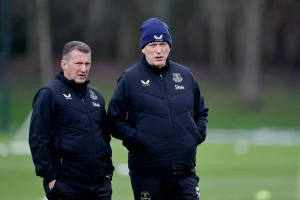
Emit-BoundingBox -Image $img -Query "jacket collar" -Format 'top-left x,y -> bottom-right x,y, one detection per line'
141,55 -> 170,74
56,71 -> 90,97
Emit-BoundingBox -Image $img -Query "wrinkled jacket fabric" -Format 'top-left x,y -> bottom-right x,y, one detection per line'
29,72 -> 114,185
108,56 -> 208,174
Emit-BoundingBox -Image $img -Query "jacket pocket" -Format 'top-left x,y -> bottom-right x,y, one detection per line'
51,135 -> 62,158
122,140 -> 140,152
123,127 -> 140,152
189,129 -> 202,144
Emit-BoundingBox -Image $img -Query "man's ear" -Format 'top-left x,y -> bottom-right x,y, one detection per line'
141,48 -> 145,54
61,60 -> 67,70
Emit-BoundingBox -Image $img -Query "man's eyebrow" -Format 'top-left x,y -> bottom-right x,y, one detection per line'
74,60 -> 90,63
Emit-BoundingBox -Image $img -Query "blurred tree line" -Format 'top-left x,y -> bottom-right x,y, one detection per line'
6,0 -> 300,66
1,0 -> 300,107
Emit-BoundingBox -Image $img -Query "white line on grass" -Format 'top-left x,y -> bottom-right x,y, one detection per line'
0,143 -> 8,157
116,163 -> 129,176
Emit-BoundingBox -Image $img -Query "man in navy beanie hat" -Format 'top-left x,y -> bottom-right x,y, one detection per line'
139,18 -> 172,49
108,18 -> 208,200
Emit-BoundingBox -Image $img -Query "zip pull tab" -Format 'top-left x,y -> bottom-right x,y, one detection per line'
82,99 -> 85,105
160,74 -> 163,80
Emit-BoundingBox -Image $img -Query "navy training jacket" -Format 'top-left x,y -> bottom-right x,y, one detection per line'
108,56 -> 209,174
29,72 -> 114,185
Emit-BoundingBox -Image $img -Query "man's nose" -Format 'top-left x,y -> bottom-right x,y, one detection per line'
155,46 -> 162,53
80,65 -> 87,72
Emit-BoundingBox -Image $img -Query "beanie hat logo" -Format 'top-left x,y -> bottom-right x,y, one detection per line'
154,34 -> 163,40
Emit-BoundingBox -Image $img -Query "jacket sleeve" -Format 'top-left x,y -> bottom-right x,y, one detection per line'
192,74 -> 209,144
104,145 -> 115,178
107,73 -> 138,143
29,88 -> 57,183
104,136 -> 114,178
102,108 -> 115,178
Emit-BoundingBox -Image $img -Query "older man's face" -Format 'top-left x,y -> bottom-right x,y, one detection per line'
142,42 -> 170,68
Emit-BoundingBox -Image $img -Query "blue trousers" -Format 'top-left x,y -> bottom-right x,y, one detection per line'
130,173 -> 200,200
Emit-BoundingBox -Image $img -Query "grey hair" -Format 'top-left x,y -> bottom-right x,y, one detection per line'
62,41 -> 91,60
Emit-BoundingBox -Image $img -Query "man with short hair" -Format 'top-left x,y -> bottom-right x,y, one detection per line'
29,41 -> 114,200
108,18 -> 209,200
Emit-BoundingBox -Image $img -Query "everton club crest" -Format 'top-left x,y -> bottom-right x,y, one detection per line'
89,90 -> 98,100
141,191 -> 151,200
172,73 -> 183,83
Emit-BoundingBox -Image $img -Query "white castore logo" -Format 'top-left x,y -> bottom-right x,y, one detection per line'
63,93 -> 72,100
141,80 -> 150,86
175,85 -> 185,90
154,34 -> 163,40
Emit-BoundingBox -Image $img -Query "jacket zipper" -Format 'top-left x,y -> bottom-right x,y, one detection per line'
160,74 -> 173,133
160,74 -> 176,170
81,98 -> 96,177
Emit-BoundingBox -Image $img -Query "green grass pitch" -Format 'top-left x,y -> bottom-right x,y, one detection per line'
0,138 -> 298,200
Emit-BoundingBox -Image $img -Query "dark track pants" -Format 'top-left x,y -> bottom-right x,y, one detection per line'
43,178 -> 112,200
130,174 -> 200,200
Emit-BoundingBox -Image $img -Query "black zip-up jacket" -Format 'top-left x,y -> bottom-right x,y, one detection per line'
108,56 -> 208,175
29,72 -> 114,185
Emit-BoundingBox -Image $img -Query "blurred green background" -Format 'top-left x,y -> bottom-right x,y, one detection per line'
1,0 -> 300,199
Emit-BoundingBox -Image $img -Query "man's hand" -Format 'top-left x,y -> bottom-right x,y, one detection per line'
48,179 -> 56,191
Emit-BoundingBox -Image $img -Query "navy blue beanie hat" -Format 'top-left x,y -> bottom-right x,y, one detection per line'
139,18 -> 172,49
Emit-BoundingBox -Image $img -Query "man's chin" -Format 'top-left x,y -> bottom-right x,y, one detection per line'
154,62 -> 165,68
74,79 -> 86,84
